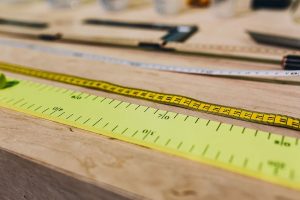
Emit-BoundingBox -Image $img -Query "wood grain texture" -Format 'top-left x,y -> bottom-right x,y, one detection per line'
0,147 -> 139,200
0,1 -> 300,200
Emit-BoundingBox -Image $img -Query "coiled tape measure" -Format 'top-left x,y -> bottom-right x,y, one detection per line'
0,61 -> 300,190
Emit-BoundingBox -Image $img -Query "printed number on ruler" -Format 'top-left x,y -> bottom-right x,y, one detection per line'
0,62 -> 299,131
0,78 -> 299,191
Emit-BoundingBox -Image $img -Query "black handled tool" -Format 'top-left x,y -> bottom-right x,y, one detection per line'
0,17 -> 298,70
252,0 -> 292,9
0,18 -> 48,29
248,31 -> 300,50
83,19 -> 198,43
282,55 -> 300,70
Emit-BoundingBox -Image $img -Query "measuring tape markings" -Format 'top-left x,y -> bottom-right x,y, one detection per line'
172,43 -> 300,55
0,39 -> 299,77
0,61 -> 299,131
0,78 -> 300,190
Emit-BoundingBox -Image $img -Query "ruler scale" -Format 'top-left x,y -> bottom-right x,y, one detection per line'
0,62 -> 299,131
0,78 -> 300,190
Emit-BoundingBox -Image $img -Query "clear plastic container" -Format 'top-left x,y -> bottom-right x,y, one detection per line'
153,0 -> 186,15
212,0 -> 252,17
0,0 -> 30,3
99,0 -> 129,11
47,0 -> 81,9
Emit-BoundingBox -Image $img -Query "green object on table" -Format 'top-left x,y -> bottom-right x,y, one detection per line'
1,76 -> 300,191
0,73 -> 7,89
0,73 -> 19,89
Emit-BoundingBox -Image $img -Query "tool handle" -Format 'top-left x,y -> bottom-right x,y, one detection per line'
38,33 -> 62,41
0,18 -> 48,29
252,0 -> 292,9
282,55 -> 300,70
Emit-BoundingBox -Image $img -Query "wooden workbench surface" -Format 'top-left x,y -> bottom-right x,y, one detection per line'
0,2 -> 300,200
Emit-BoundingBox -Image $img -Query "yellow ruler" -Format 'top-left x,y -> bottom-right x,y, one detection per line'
0,75 -> 300,190
0,61 -> 299,131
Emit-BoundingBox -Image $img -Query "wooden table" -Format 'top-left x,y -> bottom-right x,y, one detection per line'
0,2 -> 300,200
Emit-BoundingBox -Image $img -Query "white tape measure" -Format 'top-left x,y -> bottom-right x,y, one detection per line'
0,38 -> 299,77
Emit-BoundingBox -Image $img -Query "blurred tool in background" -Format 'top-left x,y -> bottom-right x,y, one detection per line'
212,0 -> 292,17
1,0 -> 300,51
0,0 -> 299,16
248,30 -> 300,50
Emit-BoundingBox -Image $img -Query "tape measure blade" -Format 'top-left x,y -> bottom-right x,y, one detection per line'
0,39 -> 299,77
0,78 -> 300,190
0,61 -> 299,131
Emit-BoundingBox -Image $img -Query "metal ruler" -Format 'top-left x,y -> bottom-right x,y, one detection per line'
0,76 -> 300,190
0,39 -> 299,77
0,61 -> 299,131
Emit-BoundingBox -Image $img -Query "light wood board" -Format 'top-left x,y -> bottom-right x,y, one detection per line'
0,2 -> 300,200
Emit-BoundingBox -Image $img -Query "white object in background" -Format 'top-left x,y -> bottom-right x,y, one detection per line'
212,0 -> 252,17
47,0 -> 81,8
99,0 -> 129,11
153,0 -> 186,15
0,0 -> 29,3
291,0 -> 300,23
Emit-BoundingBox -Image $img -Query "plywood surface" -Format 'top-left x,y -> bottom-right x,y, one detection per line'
0,2 -> 300,200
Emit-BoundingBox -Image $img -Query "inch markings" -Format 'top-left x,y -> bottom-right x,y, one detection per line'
0,78 -> 300,191
0,38 -> 299,77
1,61 -> 299,131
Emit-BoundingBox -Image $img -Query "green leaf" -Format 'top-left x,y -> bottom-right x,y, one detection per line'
0,73 -> 7,89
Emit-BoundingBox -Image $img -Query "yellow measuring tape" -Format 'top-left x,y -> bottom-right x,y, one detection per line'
0,74 -> 300,190
0,61 -> 299,131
